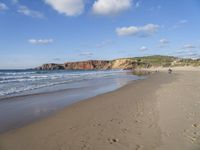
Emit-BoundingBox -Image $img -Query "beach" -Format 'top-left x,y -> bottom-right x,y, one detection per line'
0,70 -> 140,133
1,0 -> 199,149
0,70 -> 200,150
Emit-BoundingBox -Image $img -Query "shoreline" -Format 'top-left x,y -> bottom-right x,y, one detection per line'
1,70 -> 200,149
0,72 -> 142,133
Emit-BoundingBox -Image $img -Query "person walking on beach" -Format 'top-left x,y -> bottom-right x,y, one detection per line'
168,68 -> 172,74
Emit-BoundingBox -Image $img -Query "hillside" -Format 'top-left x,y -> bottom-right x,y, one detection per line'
36,55 -> 200,70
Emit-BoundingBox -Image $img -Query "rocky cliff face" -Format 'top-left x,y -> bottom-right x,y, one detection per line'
63,60 -> 111,70
36,59 -> 150,70
111,59 -> 137,69
36,60 -> 112,70
37,63 -> 64,70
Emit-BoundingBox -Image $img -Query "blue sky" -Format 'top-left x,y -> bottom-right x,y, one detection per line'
0,0 -> 200,69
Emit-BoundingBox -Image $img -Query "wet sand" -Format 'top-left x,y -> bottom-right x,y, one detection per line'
0,71 -> 200,150
0,75 -> 139,133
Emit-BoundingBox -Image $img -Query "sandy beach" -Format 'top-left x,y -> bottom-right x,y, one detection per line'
0,71 -> 200,150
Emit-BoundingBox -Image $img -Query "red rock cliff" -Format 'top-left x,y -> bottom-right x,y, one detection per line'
37,60 -> 111,70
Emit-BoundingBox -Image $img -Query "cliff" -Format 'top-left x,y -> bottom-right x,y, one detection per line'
36,60 -> 111,70
36,55 -> 200,70
38,63 -> 65,70
63,60 -> 111,70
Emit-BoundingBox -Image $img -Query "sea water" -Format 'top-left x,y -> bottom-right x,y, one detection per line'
0,69 -> 143,132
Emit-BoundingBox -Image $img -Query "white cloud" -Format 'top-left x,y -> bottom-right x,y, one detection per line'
116,24 -> 159,37
179,20 -> 188,24
44,0 -> 85,16
182,44 -> 196,49
139,46 -> 148,51
173,19 -> 188,29
12,1 -> 45,18
160,38 -> 169,44
79,52 -> 93,56
92,0 -> 132,15
17,5 -> 45,18
0,2 -> 8,11
28,39 -> 53,44
158,38 -> 170,48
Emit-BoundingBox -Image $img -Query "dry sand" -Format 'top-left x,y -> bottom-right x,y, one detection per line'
0,71 -> 200,150
141,66 -> 200,72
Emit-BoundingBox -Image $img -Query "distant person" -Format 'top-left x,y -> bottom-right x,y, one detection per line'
168,68 -> 172,74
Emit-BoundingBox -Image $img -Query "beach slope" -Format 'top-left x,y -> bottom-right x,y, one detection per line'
0,71 -> 200,150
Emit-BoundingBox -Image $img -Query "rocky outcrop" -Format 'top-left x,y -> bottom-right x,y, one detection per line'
63,60 -> 111,70
111,59 -> 139,70
37,63 -> 64,70
36,60 -> 111,70
36,59 -> 151,70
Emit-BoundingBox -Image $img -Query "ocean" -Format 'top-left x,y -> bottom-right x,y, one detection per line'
0,69 -> 143,132
0,69 -> 141,99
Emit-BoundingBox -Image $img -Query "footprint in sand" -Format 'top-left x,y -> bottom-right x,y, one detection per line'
80,139 -> 91,150
183,127 -> 200,143
107,138 -> 119,144
92,122 -> 101,127
110,118 -> 123,125
80,144 -> 90,150
135,144 -> 143,150
192,123 -> 200,128
121,128 -> 129,133
186,135 -> 197,143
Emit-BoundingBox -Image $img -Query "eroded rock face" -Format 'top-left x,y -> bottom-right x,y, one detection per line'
111,59 -> 136,70
37,63 -> 64,70
36,59 -> 148,70
63,60 -> 111,70
36,60 -> 111,70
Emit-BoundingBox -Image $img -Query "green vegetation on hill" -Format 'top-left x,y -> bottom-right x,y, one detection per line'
131,55 -> 177,67
126,55 -> 200,68
174,58 -> 200,67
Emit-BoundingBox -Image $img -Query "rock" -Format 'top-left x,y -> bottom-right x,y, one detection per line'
36,59 -> 140,70
63,60 -> 111,70
36,60 -> 111,70
36,63 -> 64,70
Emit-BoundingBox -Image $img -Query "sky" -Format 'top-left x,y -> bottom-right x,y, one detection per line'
0,0 -> 200,69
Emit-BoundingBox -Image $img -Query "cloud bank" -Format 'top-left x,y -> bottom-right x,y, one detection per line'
43,0 -> 133,16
